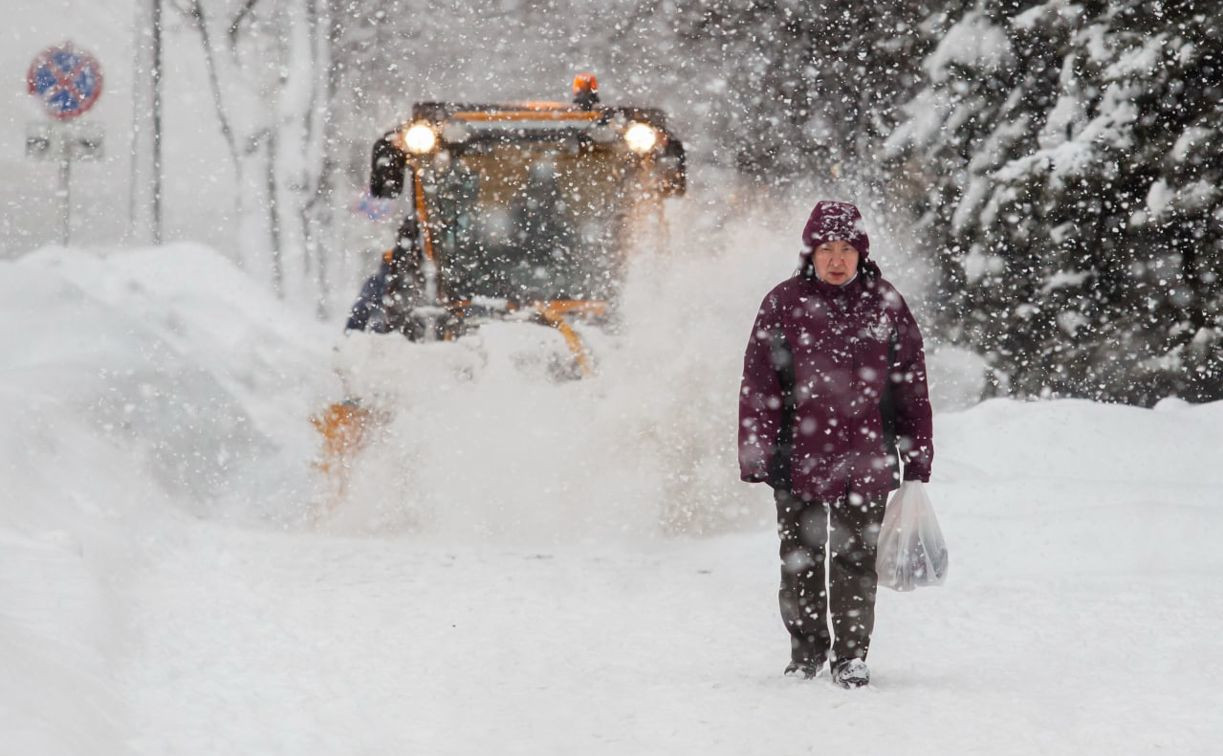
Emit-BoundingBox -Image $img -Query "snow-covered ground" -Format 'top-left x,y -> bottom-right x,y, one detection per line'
3,240 -> 1221,754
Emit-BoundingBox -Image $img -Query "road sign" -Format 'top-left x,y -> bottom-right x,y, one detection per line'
27,122 -> 104,161
27,43 -> 104,121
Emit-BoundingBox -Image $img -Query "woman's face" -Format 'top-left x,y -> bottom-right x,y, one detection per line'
813,240 -> 859,285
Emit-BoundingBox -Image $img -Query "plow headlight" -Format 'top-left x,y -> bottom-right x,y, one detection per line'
624,121 -> 658,154
401,122 -> 438,154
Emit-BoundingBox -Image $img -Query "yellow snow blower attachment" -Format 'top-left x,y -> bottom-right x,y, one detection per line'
310,400 -> 377,502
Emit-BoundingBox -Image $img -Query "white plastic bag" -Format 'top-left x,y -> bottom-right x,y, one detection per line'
876,481 -> 949,591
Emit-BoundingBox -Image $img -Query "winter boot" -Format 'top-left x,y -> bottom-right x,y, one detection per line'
784,657 -> 826,679
831,658 -> 870,689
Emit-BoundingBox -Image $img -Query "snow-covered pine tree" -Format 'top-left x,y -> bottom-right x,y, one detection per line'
888,0 -> 1223,404
663,0 -> 932,182
886,5 -> 1028,366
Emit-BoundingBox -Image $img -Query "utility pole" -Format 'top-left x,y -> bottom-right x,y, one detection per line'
151,0 -> 163,244
129,0 -> 164,244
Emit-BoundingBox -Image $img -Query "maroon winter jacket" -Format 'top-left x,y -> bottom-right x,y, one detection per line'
738,270 -> 933,503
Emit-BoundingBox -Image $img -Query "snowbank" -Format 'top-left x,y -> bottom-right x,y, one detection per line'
0,243 -> 333,754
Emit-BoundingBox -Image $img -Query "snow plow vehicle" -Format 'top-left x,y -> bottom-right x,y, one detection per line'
313,75 -> 687,495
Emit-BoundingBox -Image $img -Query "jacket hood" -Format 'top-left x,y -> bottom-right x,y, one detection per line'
800,200 -> 882,280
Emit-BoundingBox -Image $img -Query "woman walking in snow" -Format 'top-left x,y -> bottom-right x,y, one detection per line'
738,200 -> 933,688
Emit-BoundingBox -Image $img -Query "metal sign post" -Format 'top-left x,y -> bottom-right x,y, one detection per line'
25,42 -> 104,246
58,136 -> 71,245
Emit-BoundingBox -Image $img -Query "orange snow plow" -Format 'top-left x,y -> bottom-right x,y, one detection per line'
314,75 -> 685,492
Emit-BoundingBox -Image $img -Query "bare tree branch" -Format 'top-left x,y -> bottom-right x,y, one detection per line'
264,128 -> 284,296
186,0 -> 241,174
228,0 -> 262,48
165,0 -> 196,19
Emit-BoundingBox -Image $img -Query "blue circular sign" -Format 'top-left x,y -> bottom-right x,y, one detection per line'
27,43 -> 103,121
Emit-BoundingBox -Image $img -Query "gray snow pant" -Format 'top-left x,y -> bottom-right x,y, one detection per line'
774,487 -> 889,665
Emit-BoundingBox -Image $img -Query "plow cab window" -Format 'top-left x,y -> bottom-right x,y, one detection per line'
422,145 -> 633,303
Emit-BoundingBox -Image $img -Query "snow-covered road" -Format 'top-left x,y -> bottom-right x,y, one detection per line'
118,477 -> 1222,754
